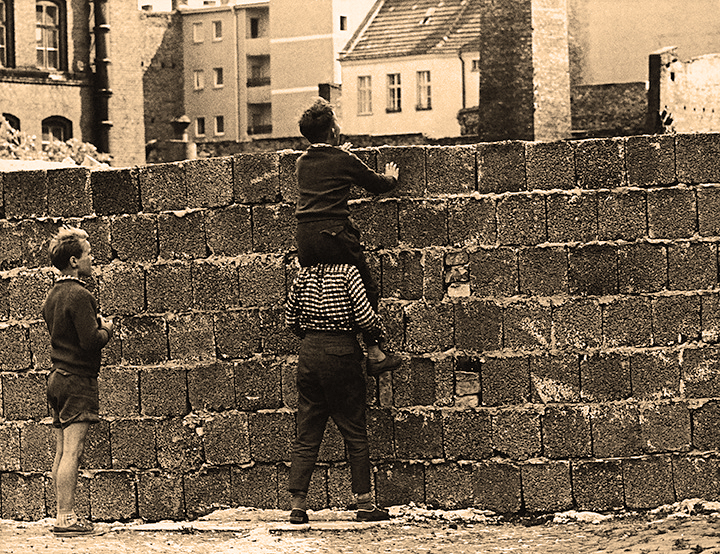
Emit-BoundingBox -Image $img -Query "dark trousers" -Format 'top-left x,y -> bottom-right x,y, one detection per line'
288,332 -> 371,496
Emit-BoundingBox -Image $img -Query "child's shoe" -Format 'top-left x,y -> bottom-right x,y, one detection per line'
367,353 -> 403,377
289,509 -> 309,524
51,518 -> 98,537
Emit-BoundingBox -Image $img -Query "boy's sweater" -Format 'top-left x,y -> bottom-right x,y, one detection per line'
295,145 -> 397,222
42,277 -> 110,377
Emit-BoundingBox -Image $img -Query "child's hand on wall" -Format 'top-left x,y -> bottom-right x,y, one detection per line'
384,162 -> 399,180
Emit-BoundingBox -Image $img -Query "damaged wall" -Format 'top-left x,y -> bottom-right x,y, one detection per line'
2,135 -> 720,521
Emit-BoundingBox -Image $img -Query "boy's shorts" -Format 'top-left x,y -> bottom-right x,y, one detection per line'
47,369 -> 101,429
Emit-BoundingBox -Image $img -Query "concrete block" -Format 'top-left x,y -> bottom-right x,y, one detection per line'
483,357 -> 531,406
625,135 -> 676,187
676,133 -> 720,184
477,141 -> 526,193
232,464 -> 278,509
518,246 -> 568,296
492,408 -> 541,460
692,400 -> 720,450
1,372 -> 47,420
121,316 -> 168,365
205,204 -> 252,256
90,471 -> 137,521
497,193 -> 546,246
698,186 -> 720,237
522,460 -> 572,513
18,421 -> 54,472
0,423 -> 20,471
83,420 -> 112,469
368,407 -> 395,460
1,473 -> 46,520
398,199 -> 448,248
422,249 -> 445,301
442,409 -> 492,460
426,463 -> 475,509
0,324 -> 32,371
682,347 -> 720,399
597,189 -> 647,241
668,242 -> 717,291
137,473 -> 185,522
260,306 -> 300,355
648,187 -> 696,239
233,152 -> 280,203
192,259 -> 239,310
530,353 -> 580,403
110,214 -> 158,262
673,455 -> 720,501
603,296 -> 652,348
28,321 -> 51,370
454,300 -> 502,352
525,140 -> 575,191
184,468 -> 233,519
251,203 -> 295,252
278,149 -> 302,203
233,357 -> 282,411
380,356 -> 423,407
214,309 -> 262,359
547,192 -> 598,243
156,418 -> 204,472
79,217 -> 112,264
426,145 -> 476,195
543,405 -> 591,459
0,220 -> 23,269
98,262 -> 145,315
203,411 -> 250,466
184,157 -> 233,208
468,247 -> 518,297
248,411 -> 295,462
350,198 -> 399,250
4,170 -> 48,218
568,244 -> 618,296
405,301 -> 454,353
472,460 -> 522,514
315,418 -> 346,462
581,352 -> 631,402
552,298 -> 602,350
652,295 -> 701,346
110,418 -> 157,469
630,350 -> 681,400
138,162 -> 186,211
140,366 -> 187,417
327,464 -> 354,510
48,166 -> 92,217
236,254 -> 285,307
381,250 -> 423,300
590,402 -> 642,458
158,210 -> 206,259
91,168 -> 141,215
703,293 -> 720,343
573,137 -> 626,190
572,459 -> 624,511
377,146 -> 426,197
640,401 -> 691,454
146,261 -> 193,313
187,362 -> 235,412
448,196 -> 495,247
623,455 -> 675,510
19,219 -> 60,269
7,270 -> 53,320
375,461 -> 425,507
99,367 -> 139,417
168,312 -> 215,361
618,242 -> 667,293
394,410 -> 442,459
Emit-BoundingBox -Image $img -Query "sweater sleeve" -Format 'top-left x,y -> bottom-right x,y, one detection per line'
347,151 -> 397,196
71,291 -> 110,352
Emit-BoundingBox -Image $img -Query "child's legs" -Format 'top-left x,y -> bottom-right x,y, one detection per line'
54,422 -> 90,515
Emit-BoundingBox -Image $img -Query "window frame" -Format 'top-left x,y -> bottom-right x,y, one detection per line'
212,20 -> 222,41
214,115 -> 225,136
192,21 -> 203,43
340,15 -> 347,31
36,0 -> 64,71
249,17 -> 260,38
357,75 -> 372,115
386,73 -> 401,113
416,70 -> 431,111
193,69 -> 204,90
213,67 -> 224,88
0,0 -> 11,68
196,117 -> 206,137
41,115 -> 72,144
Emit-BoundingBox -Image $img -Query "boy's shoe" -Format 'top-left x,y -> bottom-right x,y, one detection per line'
367,353 -> 403,377
357,506 -> 391,522
289,509 -> 309,524
51,519 -> 99,537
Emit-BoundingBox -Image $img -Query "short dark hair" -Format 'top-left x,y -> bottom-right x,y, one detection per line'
48,226 -> 89,270
298,98 -> 335,143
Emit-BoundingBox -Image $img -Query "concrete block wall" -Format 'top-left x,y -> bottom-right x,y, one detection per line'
3,134 -> 720,521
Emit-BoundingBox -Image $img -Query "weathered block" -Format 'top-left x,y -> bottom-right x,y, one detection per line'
6,270 -> 53,320
18,421 -> 54,472
546,192 -> 598,243
377,146 -> 426,197
497,193 -> 546,246
398,199 -> 448,248
619,242 -> 667,293
453,300 -> 501,352
518,246 -> 567,296
260,306 -> 300,355
168,312 -> 215,361
140,366 -> 187,417
468,247 -> 518,297
79,217 -> 112,265
146,261 -> 193,313
90,471 -> 137,521
232,464 -> 278,509
391,357 -> 435,407
0,220 -> 23,269
158,210 -> 206,259
477,141 -> 526,193
187,362 -> 236,412
581,352 -> 632,402
448,196 -> 496,247
121,316 -> 168,365
625,134 -> 676,187
138,161 -> 186,211
422,249 -> 445,301
603,296 -> 652,348
248,411 -> 295,462
236,254 -> 285,307
529,353 -> 580,403
184,157 -> 233,208
640,401 -> 691,454
394,410 -> 442,459
278,150 -> 302,203
233,357 -> 282,411
630,350 -> 681,400
692,400 -> 720,450
648,186 -> 696,239
574,137 -> 626,190
525,140 -> 575,191
19,219 -> 60,269
522,460 -> 572,513
676,133 -> 720,184
48,166 -> 92,217
590,403 -> 642,458
623,455 -> 675,510
442,409 -> 492,460
572,459 -> 624,511
98,262 -> 145,315
703,294 -> 720,343
137,473 -> 185,522
110,214 -> 158,262
472,460 -> 522,514
598,189 -> 647,241
368,407 -> 395,460
673,455 -> 720,501
0,423 -> 20,471
203,411 -> 250,466
652,295 -> 701,346
482,357 -> 531,406
492,408 -> 541,460
568,244 -> 618,296
205,204 -> 253,256
668,242 -> 717,291
233,152 -> 280,203
543,405 -> 591,459
4,170 -> 48,219
1,372 -> 47,420
349,199 -> 399,250
380,250 -> 422,300
99,367 -> 139,417
327,464 -> 354,510
426,463 -> 475,509
0,323 -> 32,371
110,418 -> 157,469
91,168 -> 141,215
426,145 -> 476,195
28,321 -> 51,370
214,309 -> 262,359
405,301 -> 454,353
1,473 -> 46,520
251,203 -> 296,253
552,298 -> 602,350
83,420 -> 112,470
375,461 -> 425,507
192,259 -> 239,311
698,186 -> 720,237
682,347 -> 720,399
156,418 -> 204,472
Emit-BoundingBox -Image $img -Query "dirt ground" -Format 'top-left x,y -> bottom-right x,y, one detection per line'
3,500 -> 720,554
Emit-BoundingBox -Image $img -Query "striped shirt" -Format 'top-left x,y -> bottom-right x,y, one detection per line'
285,264 -> 385,341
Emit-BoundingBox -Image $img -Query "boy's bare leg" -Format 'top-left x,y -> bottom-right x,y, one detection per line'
53,422 -> 90,526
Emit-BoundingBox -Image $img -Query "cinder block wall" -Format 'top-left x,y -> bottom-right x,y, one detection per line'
2,134 -> 720,522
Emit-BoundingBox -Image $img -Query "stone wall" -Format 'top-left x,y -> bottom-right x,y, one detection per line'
2,135 -> 720,521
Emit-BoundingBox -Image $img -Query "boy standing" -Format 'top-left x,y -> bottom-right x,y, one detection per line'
295,98 -> 401,376
43,227 -> 114,537
285,263 -> 392,524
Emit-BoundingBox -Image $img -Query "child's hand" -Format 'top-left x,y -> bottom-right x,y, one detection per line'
100,316 -> 115,335
340,142 -> 353,151
384,162 -> 399,180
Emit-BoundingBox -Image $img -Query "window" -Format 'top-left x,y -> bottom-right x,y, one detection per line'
358,75 -> 372,115
213,67 -> 224,87
36,0 -> 62,70
193,69 -> 204,90
192,22 -> 203,43
42,116 -> 71,144
471,59 -> 480,72
247,56 -> 270,87
386,73 -> 401,113
196,117 -> 206,136
212,20 -> 222,40
247,103 -> 271,135
0,0 -> 9,67
340,15 -> 347,30
214,115 -> 224,135
249,17 -> 259,38
416,70 -> 431,110
2,113 -> 20,131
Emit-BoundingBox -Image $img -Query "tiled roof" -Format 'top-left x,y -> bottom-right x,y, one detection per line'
340,0 -> 480,62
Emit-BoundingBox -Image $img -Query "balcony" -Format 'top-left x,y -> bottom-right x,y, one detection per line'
247,124 -> 272,135
247,77 -> 270,88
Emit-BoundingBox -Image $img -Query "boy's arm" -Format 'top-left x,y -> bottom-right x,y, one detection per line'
72,294 -> 111,351
347,151 -> 398,196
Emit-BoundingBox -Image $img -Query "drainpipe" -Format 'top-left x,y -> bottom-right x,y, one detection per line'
458,49 -> 466,109
93,0 -> 113,153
